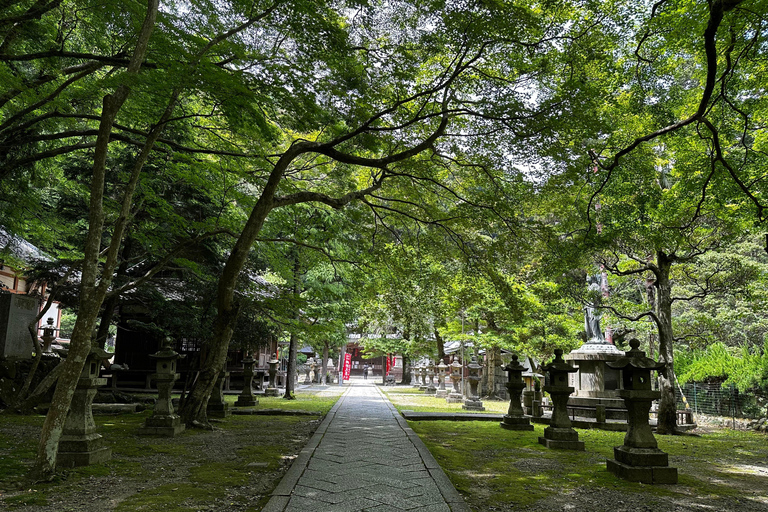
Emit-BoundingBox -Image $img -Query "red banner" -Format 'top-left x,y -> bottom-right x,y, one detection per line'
343,353 -> 352,381
386,354 -> 391,375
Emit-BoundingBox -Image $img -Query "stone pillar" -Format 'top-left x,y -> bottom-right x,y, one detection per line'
40,317 -> 58,353
425,360 -> 437,394
304,358 -> 313,384
140,339 -> 186,436
500,354 -> 533,431
265,353 -> 279,396
606,339 -> 678,484
446,357 -> 463,404
235,355 -> 258,407
462,355 -> 485,411
435,360 -> 448,398
57,344 -> 112,468
539,349 -> 584,450
207,367 -> 231,418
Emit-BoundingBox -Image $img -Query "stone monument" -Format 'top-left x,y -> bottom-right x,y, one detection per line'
539,349 -> 584,450
446,356 -> 463,404
565,273 -> 625,421
462,355 -> 485,411
139,339 -> 186,436
435,359 -> 448,398
207,366 -> 231,418
235,354 -> 258,407
425,360 -> 437,394
40,317 -> 58,353
265,353 -> 279,396
500,354 -> 533,431
57,343 -> 112,467
606,339 -> 678,484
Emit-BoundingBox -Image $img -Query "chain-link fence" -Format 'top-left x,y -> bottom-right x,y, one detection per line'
677,382 -> 768,420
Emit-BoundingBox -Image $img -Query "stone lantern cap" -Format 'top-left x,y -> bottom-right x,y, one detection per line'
503,354 -> 526,373
437,359 -> 447,369
89,344 -> 112,361
269,354 -> 279,364
542,349 -> 577,374
149,346 -> 183,361
607,339 -> 664,372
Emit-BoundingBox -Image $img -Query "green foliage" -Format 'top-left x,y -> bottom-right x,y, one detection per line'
677,342 -> 768,392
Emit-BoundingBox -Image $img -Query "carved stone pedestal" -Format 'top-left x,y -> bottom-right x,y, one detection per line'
500,355 -> 533,431
207,370 -> 231,418
57,345 -> 112,468
538,349 -> 584,450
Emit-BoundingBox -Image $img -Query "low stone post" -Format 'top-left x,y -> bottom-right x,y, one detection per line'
265,353 -> 279,396
207,365 -> 231,418
462,355 -> 485,411
57,343 -> 112,467
425,360 -> 437,394
500,354 -> 533,431
539,349 -> 584,450
140,339 -> 186,435
40,317 -> 58,353
435,360 -> 448,398
606,339 -> 678,484
418,363 -> 427,390
304,357 -> 313,384
447,357 -> 463,404
235,355 -> 258,407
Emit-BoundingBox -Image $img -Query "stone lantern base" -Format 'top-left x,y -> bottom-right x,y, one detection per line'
264,387 -> 279,397
446,391 -> 463,404
207,402 -> 231,418
500,414 -> 534,431
57,433 -> 112,468
462,397 -> 485,411
139,414 -> 185,437
538,426 -> 585,450
235,395 -> 258,407
607,446 -> 678,484
435,388 -> 448,398
425,384 -> 437,395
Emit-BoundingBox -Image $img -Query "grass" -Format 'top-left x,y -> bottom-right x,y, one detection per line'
385,390 -> 768,510
0,388 -> 342,511
382,385 -> 509,413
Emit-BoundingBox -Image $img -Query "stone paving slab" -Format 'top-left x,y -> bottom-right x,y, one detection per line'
263,382 -> 470,512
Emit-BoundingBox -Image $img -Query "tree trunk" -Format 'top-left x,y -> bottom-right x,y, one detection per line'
284,331 -> 298,399
434,327 -> 445,362
321,341 -> 329,385
179,148 -> 302,425
27,2 -> 159,481
400,353 -> 411,385
655,250 -> 678,435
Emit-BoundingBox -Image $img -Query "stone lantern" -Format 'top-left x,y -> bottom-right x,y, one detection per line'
539,349 -> 584,450
606,339 -> 678,484
435,360 -> 448,398
304,357 -> 314,384
207,364 -> 231,418
446,356 -> 463,404
462,355 -> 485,411
265,353 -> 279,396
40,317 -> 58,353
425,360 -> 437,394
418,363 -> 427,390
500,354 -> 533,431
139,339 -> 186,436
235,354 -> 258,407
57,343 -> 112,467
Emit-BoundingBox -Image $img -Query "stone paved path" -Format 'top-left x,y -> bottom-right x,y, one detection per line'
262,380 -> 470,512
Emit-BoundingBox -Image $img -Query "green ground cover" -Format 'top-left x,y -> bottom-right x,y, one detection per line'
0,390 -> 341,512
385,387 -> 768,511
382,386 -> 509,413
